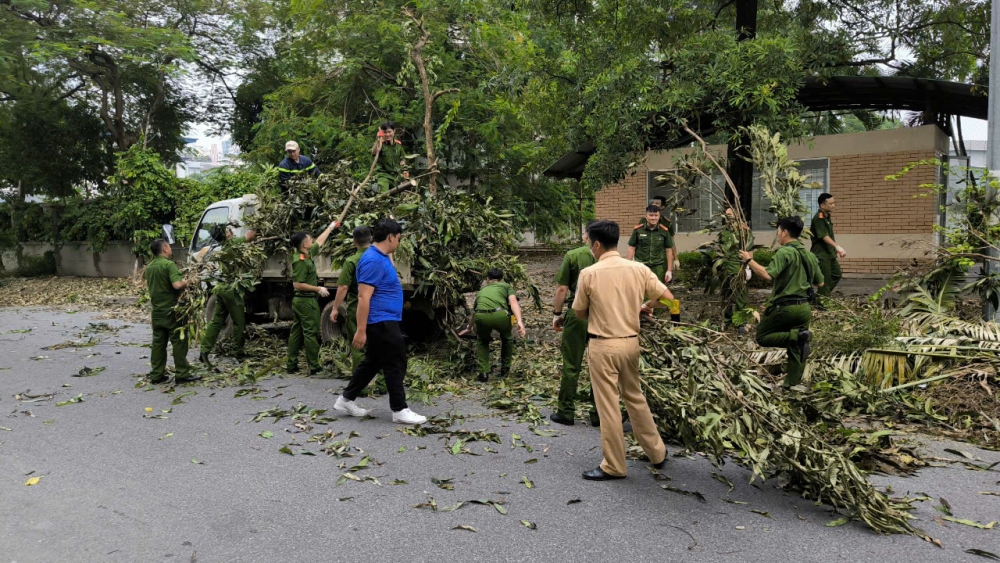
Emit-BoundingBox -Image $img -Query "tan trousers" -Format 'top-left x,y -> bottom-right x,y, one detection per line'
588,337 -> 666,476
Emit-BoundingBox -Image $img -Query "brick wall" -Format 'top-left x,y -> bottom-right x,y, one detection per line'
597,171 -> 648,236
828,151 -> 937,235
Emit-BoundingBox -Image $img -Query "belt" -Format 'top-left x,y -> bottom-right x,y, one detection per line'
775,299 -> 808,306
294,293 -> 319,299
475,307 -> 508,314
587,334 -> 638,340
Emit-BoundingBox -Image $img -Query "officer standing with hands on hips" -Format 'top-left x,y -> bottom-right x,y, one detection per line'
286,218 -> 340,376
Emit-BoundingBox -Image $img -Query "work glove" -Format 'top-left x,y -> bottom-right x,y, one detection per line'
317,287 -> 330,298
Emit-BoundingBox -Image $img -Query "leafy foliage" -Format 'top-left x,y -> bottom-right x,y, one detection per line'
639,324 -> 915,534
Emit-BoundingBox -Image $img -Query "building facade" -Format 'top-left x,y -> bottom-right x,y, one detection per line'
596,125 -> 949,277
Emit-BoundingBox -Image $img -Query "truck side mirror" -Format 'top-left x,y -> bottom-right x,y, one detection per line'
162,224 -> 175,245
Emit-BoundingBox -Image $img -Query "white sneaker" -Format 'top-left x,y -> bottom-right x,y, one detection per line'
392,408 -> 427,425
334,395 -> 368,417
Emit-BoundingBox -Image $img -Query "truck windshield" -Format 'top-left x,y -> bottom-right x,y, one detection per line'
191,206 -> 231,252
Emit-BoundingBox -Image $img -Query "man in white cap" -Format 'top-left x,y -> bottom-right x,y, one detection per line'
278,141 -> 320,192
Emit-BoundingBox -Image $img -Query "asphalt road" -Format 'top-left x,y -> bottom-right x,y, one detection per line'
1,308 -> 998,563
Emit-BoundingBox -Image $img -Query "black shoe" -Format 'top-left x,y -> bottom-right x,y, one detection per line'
498,370 -> 509,379
175,373 -> 203,383
798,330 -> 812,362
476,373 -> 489,382
650,455 -> 667,470
286,367 -> 299,375
148,375 -> 169,384
582,467 -> 625,481
589,413 -> 600,427
309,367 -> 324,376
550,412 -> 575,426
199,352 -> 212,365
622,421 -> 633,433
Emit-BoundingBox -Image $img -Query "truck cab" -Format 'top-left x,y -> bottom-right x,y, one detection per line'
189,195 -> 430,343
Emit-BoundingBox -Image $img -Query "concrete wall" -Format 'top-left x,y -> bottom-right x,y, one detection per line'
596,125 -> 947,278
2,242 -> 188,278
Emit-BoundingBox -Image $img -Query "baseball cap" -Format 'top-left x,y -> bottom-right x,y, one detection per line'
284,141 -> 299,151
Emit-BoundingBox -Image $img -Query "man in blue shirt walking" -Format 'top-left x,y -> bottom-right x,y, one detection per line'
334,218 -> 427,425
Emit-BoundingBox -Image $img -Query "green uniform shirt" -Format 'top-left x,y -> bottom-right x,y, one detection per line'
555,245 -> 596,303
765,240 -> 823,305
377,142 -> 406,178
337,248 -> 366,306
145,256 -> 184,316
627,220 -> 674,267
474,282 -> 514,313
291,243 -> 321,298
637,215 -> 676,237
810,211 -> 836,259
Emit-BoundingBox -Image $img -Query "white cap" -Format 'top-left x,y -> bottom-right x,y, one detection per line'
284,141 -> 299,151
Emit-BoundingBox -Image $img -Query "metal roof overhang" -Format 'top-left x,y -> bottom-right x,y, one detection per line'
543,76 -> 988,180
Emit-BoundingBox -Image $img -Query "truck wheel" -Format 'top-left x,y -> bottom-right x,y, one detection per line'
203,294 -> 234,339
320,301 -> 348,343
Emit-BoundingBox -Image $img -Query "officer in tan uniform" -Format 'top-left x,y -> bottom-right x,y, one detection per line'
572,220 -> 674,480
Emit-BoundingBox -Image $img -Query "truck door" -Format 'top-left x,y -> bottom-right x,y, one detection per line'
190,206 -> 233,254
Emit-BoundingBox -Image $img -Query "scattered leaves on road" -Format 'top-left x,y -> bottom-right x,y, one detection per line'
24,476 -> 41,486
74,366 -> 105,377
660,485 -> 706,503
521,520 -> 537,530
452,525 -> 477,532
55,394 -> 83,406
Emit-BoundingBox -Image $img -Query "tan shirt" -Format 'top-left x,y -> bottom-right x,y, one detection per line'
572,251 -> 667,338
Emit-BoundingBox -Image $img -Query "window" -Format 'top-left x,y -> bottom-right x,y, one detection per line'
647,170 -> 725,232
752,158 -> 829,228
649,158 -> 829,232
190,206 -> 231,252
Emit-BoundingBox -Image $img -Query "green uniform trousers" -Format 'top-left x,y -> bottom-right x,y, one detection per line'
756,303 -> 811,387
474,310 -> 512,375
287,296 -> 321,372
646,263 -> 666,283
556,313 -> 597,419
200,288 -> 246,355
817,258 -> 842,297
150,313 -> 190,379
343,301 -> 365,371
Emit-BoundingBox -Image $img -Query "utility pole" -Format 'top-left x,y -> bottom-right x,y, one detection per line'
984,0 -> 1000,320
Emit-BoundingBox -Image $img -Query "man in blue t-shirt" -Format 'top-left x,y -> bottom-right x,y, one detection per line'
334,218 -> 427,425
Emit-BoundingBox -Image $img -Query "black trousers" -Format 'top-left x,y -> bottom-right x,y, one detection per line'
342,321 -> 408,412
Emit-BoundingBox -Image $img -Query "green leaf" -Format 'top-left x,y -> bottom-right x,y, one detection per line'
942,517 -> 997,529
826,517 -> 849,527
521,520 -> 537,530
453,525 -> 477,532
56,394 -> 83,406
522,476 -> 534,489
966,549 -> 1000,560
260,431 -> 274,439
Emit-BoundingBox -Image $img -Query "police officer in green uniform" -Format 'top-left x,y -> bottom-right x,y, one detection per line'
740,216 -> 824,387
329,226 -> 372,372
372,121 -> 408,192
198,228 -> 257,364
145,239 -> 198,383
467,269 -> 526,382
286,219 -> 339,375
810,193 -> 846,297
627,205 -> 675,284
550,225 -> 599,427
650,195 -> 678,269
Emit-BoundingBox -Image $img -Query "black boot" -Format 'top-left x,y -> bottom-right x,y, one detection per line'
476,372 -> 489,382
798,329 -> 812,363
199,352 -> 212,366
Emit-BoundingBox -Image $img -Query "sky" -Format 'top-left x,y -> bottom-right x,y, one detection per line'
962,117 -> 988,142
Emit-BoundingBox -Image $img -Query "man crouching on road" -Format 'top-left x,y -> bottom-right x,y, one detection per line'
333,218 -> 427,425
572,220 -> 673,480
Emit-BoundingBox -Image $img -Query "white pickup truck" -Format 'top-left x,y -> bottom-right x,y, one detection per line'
185,194 -> 431,342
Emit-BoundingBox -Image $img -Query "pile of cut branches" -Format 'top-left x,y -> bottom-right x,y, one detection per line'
639,322 -> 916,534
